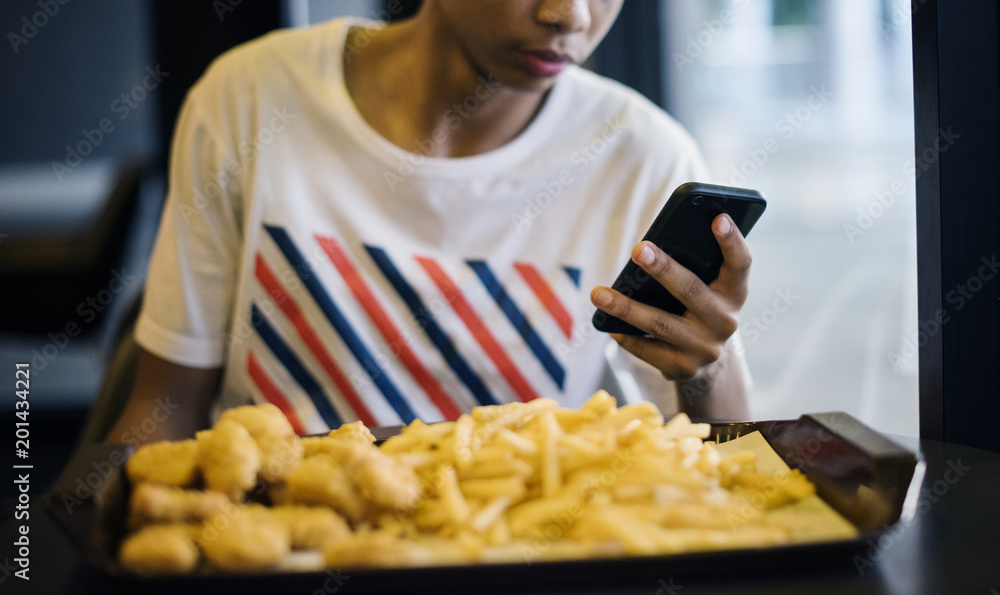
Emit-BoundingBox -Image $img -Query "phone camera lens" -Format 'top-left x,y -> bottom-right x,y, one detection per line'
691,195 -> 703,205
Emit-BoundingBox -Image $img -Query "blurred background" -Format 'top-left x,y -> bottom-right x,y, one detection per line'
0,0 -> 917,489
661,0 -> 918,437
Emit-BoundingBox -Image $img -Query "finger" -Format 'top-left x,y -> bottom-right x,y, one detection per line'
712,213 -> 753,307
590,285 -> 705,348
612,334 -> 717,380
628,241 -> 737,337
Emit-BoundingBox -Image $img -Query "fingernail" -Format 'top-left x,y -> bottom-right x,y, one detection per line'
637,244 -> 655,265
717,215 -> 733,235
592,287 -> 612,307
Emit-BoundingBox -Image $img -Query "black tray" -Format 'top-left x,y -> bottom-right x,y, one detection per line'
43,411 -> 923,594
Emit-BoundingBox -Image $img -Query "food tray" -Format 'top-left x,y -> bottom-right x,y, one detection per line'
43,412 -> 923,594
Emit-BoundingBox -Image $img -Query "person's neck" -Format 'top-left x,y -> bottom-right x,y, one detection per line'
343,13 -> 549,158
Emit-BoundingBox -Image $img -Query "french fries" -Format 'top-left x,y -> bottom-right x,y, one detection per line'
119,392 -> 845,574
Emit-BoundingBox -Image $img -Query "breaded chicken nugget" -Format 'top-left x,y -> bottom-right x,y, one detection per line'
128,483 -> 231,528
323,532 -> 435,568
119,524 -> 200,574
285,454 -> 365,522
327,420 -> 376,445
300,439 -> 420,512
197,418 -> 261,501
270,505 -> 351,549
219,403 -> 303,483
306,437 -> 377,468
126,439 -> 199,487
302,435 -> 367,462
199,505 -> 291,571
350,448 -> 422,512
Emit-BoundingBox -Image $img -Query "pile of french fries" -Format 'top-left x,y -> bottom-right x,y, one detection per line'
119,391 -> 822,573
362,391 -> 816,565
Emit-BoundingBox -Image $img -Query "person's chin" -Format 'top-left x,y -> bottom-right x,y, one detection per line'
485,66 -> 562,94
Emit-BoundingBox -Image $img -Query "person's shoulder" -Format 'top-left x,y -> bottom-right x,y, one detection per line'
193,18 -> 354,96
559,67 -> 700,154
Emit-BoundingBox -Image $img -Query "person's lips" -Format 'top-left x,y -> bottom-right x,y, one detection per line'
519,49 -> 573,77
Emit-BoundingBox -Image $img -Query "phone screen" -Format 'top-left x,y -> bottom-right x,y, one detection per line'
593,183 -> 766,335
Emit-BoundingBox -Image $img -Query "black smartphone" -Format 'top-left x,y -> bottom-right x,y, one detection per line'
593,182 -> 767,335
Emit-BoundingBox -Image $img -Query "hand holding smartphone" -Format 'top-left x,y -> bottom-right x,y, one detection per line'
592,182 -> 766,335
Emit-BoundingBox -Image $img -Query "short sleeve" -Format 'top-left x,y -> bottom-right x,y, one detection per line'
134,78 -> 245,368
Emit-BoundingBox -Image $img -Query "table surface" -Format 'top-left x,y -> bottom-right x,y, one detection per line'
3,434 -> 999,595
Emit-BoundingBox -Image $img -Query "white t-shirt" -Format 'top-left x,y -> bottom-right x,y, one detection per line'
135,18 -> 711,433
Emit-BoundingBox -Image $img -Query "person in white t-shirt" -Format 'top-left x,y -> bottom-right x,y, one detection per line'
106,0 -> 754,442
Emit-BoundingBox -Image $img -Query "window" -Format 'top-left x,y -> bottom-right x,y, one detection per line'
661,0 -> 917,435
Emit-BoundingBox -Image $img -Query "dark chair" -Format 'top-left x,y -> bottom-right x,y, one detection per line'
76,292 -> 144,444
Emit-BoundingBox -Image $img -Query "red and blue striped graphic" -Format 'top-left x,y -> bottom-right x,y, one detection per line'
253,253 -> 376,426
364,245 -> 500,408
247,224 -> 582,427
467,260 -> 565,390
246,352 -> 308,435
248,301 -> 344,428
315,235 -> 463,421
416,256 -> 541,403
265,225 -> 417,423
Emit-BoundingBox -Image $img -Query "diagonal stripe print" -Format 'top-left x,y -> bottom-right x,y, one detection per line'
254,253 -> 377,427
416,256 -> 540,403
249,302 -> 343,428
513,262 -> 575,340
364,245 -> 499,408
315,235 -> 462,421
246,351 -> 308,435
467,260 -> 565,390
264,225 -> 417,424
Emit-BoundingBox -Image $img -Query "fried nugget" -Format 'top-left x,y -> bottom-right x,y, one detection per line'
197,418 -> 260,501
300,439 -> 420,512
219,403 -> 303,483
323,532 -> 434,568
302,435 -> 370,464
327,420 -> 376,445
199,505 -> 291,572
270,505 -> 351,550
128,483 -> 231,528
126,439 -> 199,487
350,448 -> 422,512
119,524 -> 200,574
285,454 -> 365,522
